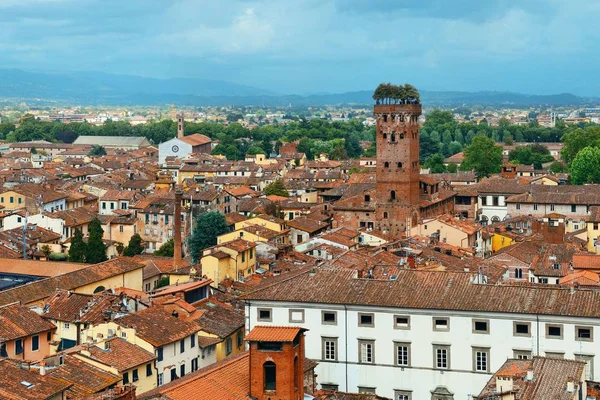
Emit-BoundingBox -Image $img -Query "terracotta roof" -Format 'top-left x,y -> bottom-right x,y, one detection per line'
194,298 -> 245,339
559,270 -> 600,286
0,259 -> 87,277
572,253 -> 600,270
151,279 -> 212,298
476,357 -> 585,400
116,307 -> 202,347
139,352 -> 249,400
313,391 -> 391,400
75,337 -> 155,373
47,354 -> 121,398
244,268 -> 600,318
507,185 -> 600,205
0,359 -> 71,399
0,258 -> 145,307
244,326 -> 305,342
286,217 -> 328,234
219,238 -> 256,253
0,302 -> 56,341
179,134 -> 212,146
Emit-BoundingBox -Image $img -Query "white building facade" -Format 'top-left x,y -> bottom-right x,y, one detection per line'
245,269 -> 599,400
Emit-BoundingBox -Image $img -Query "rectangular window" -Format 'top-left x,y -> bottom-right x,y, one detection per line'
146,363 -> 152,377
191,358 -> 198,372
433,317 -> 450,331
102,202 -> 106,209
394,391 -> 412,400
394,315 -> 410,330
158,373 -> 164,386
322,311 -> 337,325
322,337 -> 338,361
0,343 -> 7,358
358,340 -> 374,364
122,372 -> 129,384
226,337 -> 233,355
322,384 -> 339,391
15,339 -> 23,355
170,368 -> 177,382
119,225 -> 124,233
180,339 -> 185,353
257,308 -> 272,322
514,350 -> 532,360
434,345 -> 450,369
31,335 -> 39,351
289,309 -> 305,323
190,334 -> 196,348
595,222 -> 599,231
241,251 -> 245,262
237,330 -> 243,348
514,322 -> 531,337
516,203 -> 521,210
572,205 -> 577,213
249,248 -> 253,259
110,202 -> 115,210
9,196 -> 14,203
132,369 -> 139,382
395,342 -> 410,367
550,204 -> 555,211
473,348 -> 489,372
576,326 -> 593,342
546,324 -> 563,339
157,347 -> 163,362
180,364 -> 185,378
473,319 -> 489,334
358,387 -> 376,394
165,215 -> 169,225
358,313 -> 374,327
533,204 -> 538,211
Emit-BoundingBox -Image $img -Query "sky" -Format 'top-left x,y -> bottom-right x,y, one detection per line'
1,0 -> 599,95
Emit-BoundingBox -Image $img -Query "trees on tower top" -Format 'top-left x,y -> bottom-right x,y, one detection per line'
372,83 -> 420,105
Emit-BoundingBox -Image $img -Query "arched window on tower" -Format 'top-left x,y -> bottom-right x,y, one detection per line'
383,115 -> 388,122
391,133 -> 396,142
397,162 -> 402,168
384,162 -> 390,168
515,268 -> 523,279
383,133 -> 387,139
400,133 -> 405,139
264,361 -> 276,391
390,190 -> 396,200
383,212 -> 389,219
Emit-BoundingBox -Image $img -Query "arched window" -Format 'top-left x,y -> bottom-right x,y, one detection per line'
400,133 -> 405,139
384,162 -> 390,168
93,286 -> 106,294
390,190 -> 396,200
383,212 -> 389,219
515,268 -> 523,279
264,361 -> 276,391
383,115 -> 388,122
397,162 -> 402,168
383,133 -> 387,139
491,216 -> 500,223
391,133 -> 396,142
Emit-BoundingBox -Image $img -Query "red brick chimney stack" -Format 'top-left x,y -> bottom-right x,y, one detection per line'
173,188 -> 183,268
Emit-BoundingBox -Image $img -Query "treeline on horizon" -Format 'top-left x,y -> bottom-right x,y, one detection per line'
0,110 -> 595,162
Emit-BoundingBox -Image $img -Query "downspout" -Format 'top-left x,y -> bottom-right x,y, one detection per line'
536,314 -> 540,355
344,304 -> 348,392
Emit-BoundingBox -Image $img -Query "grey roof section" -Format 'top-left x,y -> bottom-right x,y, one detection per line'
73,136 -> 151,147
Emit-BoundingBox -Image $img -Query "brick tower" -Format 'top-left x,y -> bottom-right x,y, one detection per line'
177,112 -> 184,139
375,103 -> 422,237
246,326 -> 307,400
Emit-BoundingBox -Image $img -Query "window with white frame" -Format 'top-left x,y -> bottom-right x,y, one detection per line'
394,391 -> 411,400
395,342 -> 410,367
359,340 -> 374,364
514,350 -> 532,360
473,347 -> 489,372
433,345 -> 449,369
322,337 -> 337,361
394,315 -> 410,330
357,387 -> 376,394
433,317 -> 449,331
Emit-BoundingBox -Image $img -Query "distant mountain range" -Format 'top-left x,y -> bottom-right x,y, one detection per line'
0,68 -> 596,107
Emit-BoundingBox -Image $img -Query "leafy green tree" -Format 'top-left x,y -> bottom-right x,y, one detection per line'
41,244 -> 51,259
86,218 -> 107,264
123,233 -> 145,256
447,163 -> 458,173
419,134 -> 442,161
344,134 -> 362,158
363,141 -> 376,157
264,180 -> 289,197
154,239 -> 174,257
461,135 -> 502,178
454,128 -> 464,145
68,228 -> 87,263
561,127 -> 600,165
246,146 -> 265,155
448,141 -> 463,155
188,211 -> 229,262
424,154 -> 447,173
570,147 -> 600,184
549,161 -> 567,174
89,145 -> 107,156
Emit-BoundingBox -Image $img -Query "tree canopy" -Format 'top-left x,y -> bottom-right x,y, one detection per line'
372,83 -> 420,104
570,146 -> 600,185
123,233 -> 145,257
263,180 -> 289,197
154,239 -> 174,257
85,218 -> 107,264
188,211 -> 229,263
68,228 -> 86,263
88,145 -> 107,156
461,135 -> 503,178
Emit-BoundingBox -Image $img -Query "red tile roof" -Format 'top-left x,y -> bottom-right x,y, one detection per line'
244,326 -> 306,342
74,337 -> 155,373
0,359 -> 71,399
0,302 -> 56,341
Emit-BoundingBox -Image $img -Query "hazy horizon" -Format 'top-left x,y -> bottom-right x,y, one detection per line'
1,0 -> 599,96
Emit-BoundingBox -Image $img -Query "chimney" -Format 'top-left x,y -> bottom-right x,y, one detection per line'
526,369 -> 534,381
177,113 -> 184,139
39,361 -> 46,376
173,188 -> 183,269
567,377 -> 575,393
